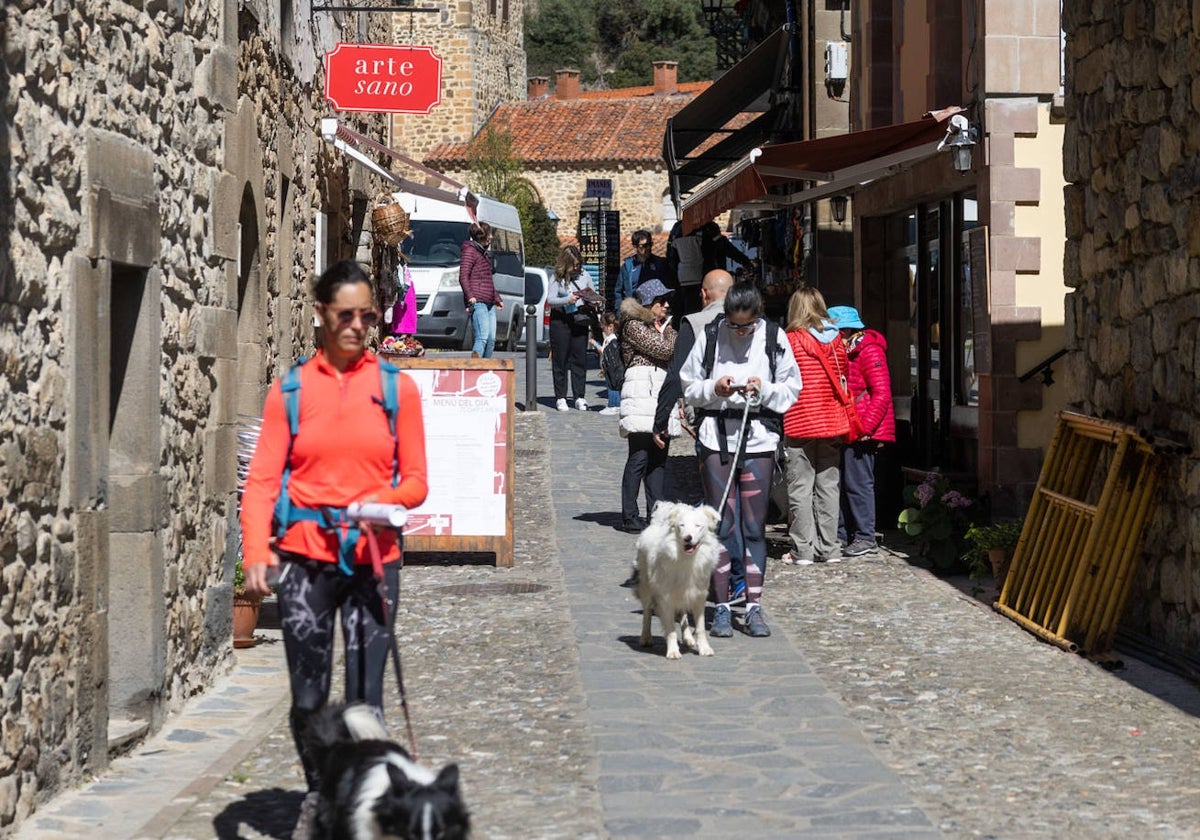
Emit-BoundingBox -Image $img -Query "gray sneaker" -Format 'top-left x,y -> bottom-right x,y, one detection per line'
710,604 -> 733,637
843,538 -> 879,557
744,605 -> 771,637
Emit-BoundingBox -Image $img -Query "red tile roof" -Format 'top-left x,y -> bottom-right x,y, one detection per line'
576,81 -> 710,100
424,93 -> 705,169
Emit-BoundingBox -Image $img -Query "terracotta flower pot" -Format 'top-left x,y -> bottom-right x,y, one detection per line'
232,595 -> 262,648
988,548 -> 1011,589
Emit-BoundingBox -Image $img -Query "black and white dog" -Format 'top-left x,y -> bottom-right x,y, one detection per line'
303,704 -> 470,840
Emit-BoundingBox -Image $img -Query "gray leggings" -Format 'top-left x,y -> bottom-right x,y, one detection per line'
275,554 -> 400,790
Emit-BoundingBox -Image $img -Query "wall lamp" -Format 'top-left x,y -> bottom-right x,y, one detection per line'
830,195 -> 848,224
939,114 -> 978,174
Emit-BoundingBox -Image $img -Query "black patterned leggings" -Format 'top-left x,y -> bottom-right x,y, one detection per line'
275,554 -> 400,790
699,449 -> 773,607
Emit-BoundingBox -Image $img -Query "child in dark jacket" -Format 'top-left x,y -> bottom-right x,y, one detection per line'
828,305 -> 895,557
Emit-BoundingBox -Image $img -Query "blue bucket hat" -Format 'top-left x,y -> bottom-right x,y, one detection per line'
828,305 -> 865,330
635,278 -> 675,306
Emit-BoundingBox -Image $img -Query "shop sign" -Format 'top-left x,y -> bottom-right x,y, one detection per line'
585,179 -> 613,199
324,43 -> 442,114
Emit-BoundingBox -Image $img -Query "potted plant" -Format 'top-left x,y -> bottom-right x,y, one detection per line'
962,518 -> 1024,588
232,553 -> 262,649
897,472 -> 976,573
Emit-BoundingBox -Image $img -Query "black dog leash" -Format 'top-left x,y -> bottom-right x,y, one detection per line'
363,525 -> 419,761
715,392 -> 759,538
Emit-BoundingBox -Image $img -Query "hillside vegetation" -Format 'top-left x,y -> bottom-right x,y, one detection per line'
525,0 -> 717,89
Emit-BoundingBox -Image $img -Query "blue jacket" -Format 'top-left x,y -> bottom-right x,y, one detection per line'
613,254 -> 669,309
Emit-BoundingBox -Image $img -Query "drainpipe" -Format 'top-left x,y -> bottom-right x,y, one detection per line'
804,0 -> 819,286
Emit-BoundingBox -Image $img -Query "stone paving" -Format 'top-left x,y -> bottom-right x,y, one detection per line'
16,348 -> 1200,839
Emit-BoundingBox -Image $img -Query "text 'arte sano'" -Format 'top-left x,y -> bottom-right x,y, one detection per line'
324,43 -> 443,114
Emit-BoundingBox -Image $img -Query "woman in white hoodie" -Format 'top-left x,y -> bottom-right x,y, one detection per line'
681,282 -> 801,638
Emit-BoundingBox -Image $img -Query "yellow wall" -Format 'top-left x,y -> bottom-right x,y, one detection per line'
1013,102 -> 1068,449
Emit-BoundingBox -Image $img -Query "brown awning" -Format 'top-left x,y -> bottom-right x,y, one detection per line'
680,106 -> 966,234
664,26 -> 790,165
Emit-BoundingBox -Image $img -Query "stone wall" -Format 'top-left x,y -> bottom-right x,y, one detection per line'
440,164 -> 671,240
389,0 -> 527,160
1063,2 -> 1200,651
0,0 -> 389,830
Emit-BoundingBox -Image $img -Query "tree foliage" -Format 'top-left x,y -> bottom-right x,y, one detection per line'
524,0 -> 600,84
527,0 -> 715,87
467,122 -> 560,267
466,123 -> 523,200
521,201 -> 562,267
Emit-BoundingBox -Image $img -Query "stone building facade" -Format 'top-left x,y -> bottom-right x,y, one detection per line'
0,0 -> 389,829
1063,2 -> 1200,653
848,1 -> 1068,514
388,0 -> 527,161
424,65 -> 708,240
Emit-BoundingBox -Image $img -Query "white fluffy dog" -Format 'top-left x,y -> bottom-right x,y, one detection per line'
635,501 -> 722,659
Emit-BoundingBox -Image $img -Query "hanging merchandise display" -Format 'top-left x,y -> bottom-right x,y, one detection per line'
373,225 -> 425,357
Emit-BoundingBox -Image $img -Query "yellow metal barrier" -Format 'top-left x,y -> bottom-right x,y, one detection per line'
994,411 -> 1168,657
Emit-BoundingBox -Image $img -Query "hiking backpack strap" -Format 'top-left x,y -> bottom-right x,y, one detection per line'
272,359 -> 307,543
377,359 -> 402,489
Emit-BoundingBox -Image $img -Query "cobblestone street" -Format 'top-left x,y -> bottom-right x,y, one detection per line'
19,356 -> 1200,839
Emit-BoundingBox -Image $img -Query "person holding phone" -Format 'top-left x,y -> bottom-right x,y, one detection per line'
680,282 -> 800,638
547,245 -> 598,411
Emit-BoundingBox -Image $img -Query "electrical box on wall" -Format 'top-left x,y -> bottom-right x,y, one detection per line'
825,42 -> 849,83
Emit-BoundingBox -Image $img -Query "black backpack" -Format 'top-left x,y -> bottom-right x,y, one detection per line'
602,328 -> 626,391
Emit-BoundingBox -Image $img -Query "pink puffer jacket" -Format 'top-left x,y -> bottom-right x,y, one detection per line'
845,329 -> 895,442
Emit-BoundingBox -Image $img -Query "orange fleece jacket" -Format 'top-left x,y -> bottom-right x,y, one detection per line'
239,351 -> 428,569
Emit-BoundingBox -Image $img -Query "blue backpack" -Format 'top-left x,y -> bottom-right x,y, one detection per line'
272,358 -> 402,575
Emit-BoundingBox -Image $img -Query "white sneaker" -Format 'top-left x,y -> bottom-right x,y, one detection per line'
556,398 -> 569,412
599,406 -> 620,415
574,398 -> 588,411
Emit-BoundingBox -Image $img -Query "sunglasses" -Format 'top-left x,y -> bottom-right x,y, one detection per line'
325,306 -> 380,329
725,318 -> 758,334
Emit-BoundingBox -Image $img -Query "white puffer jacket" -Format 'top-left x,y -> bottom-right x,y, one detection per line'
617,298 -> 680,438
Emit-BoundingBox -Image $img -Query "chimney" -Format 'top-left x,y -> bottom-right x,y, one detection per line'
528,76 -> 549,99
555,69 -> 581,100
653,61 -> 679,95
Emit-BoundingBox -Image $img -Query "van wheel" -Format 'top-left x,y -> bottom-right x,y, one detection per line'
503,317 -> 521,351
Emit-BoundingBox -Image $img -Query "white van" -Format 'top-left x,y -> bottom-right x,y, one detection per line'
394,192 -> 526,350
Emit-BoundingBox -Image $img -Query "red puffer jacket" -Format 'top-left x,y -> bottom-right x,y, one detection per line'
783,329 -> 852,440
846,329 -> 896,442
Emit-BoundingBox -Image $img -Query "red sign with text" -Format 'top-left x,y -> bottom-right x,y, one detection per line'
324,43 -> 442,114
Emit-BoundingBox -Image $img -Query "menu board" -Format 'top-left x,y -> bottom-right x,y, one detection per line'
381,355 -> 514,565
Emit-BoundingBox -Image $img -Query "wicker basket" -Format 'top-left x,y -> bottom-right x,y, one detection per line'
372,195 -> 411,245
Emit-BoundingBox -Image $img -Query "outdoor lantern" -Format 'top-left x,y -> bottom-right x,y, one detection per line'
941,114 -> 978,174
700,0 -> 723,18
830,195 -> 848,224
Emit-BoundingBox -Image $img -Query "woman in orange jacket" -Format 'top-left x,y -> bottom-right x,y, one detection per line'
239,260 -> 428,833
780,286 -> 853,565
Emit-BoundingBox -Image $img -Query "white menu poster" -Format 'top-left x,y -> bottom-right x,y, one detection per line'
401,367 -> 508,537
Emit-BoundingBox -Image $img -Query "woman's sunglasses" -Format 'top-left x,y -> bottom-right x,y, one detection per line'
325,307 -> 380,329
725,318 -> 758,334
